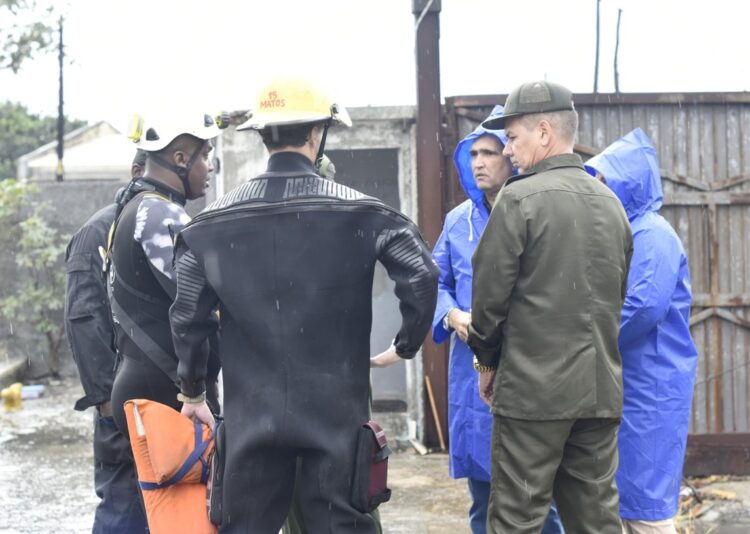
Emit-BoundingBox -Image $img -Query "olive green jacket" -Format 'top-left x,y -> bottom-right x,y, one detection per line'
467,154 -> 633,420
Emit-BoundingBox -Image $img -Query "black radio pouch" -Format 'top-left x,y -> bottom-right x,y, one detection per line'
351,420 -> 392,513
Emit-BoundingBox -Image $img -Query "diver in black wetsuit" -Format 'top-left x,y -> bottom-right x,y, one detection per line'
65,150 -> 150,533
108,113 -> 224,438
171,78 -> 439,533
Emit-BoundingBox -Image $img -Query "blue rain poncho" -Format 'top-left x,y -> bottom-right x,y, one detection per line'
432,106 -> 508,481
586,128 -> 698,520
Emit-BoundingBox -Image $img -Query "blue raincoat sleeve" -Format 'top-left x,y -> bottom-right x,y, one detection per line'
432,220 -> 459,345
620,219 -> 683,344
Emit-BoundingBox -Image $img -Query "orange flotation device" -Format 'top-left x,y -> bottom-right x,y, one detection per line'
124,399 -> 217,534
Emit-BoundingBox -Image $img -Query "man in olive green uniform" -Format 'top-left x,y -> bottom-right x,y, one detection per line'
466,81 -> 633,534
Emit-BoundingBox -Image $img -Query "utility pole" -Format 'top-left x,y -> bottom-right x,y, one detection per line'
413,0 -> 442,248
55,16 -> 64,182
594,0 -> 601,93
614,8 -> 623,93
412,0 -> 447,449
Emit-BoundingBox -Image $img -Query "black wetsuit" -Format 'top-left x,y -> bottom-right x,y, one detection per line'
109,178 -> 219,439
170,152 -> 439,533
65,201 -> 149,534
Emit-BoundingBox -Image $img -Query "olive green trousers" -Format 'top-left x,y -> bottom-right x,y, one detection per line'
488,415 -> 622,534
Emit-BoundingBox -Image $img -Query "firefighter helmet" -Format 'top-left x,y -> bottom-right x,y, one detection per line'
236,77 -> 351,131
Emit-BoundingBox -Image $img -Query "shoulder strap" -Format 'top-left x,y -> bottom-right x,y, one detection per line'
101,187 -> 170,276
109,291 -> 178,385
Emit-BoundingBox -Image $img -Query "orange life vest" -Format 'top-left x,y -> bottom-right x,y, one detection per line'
124,399 -> 217,534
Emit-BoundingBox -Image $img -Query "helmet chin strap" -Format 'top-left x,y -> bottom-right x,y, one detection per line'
149,141 -> 206,199
314,120 -> 331,172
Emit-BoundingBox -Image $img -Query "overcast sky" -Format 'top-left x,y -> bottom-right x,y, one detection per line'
2,0 -> 748,131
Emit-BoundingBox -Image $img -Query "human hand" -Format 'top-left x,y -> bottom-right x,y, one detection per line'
448,309 -> 472,343
370,344 -> 402,368
181,401 -> 215,428
478,369 -> 496,406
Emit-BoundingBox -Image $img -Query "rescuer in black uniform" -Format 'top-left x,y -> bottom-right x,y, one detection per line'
170,78 -> 439,533
65,150 -> 149,533
108,113 -> 223,438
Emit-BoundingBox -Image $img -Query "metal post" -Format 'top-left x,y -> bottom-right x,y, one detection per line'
412,0 -> 448,449
55,16 -> 64,182
594,0 -> 601,93
614,8 -> 623,93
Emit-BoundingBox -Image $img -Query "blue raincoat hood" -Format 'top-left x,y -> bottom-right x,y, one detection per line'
586,128 -> 662,221
453,105 -> 509,210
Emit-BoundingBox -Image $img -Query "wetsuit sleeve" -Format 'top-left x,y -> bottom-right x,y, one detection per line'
170,235 -> 220,398
134,196 -> 190,300
467,189 -> 526,368
64,223 -> 117,411
431,224 -> 458,345
376,220 -> 439,359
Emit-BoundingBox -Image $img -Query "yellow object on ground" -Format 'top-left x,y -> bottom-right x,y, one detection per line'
1,382 -> 22,411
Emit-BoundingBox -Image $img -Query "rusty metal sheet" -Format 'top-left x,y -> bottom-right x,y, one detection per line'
684,433 -> 750,476
445,92 -> 750,109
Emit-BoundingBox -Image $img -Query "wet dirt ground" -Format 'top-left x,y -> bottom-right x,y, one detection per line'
7,372 -> 750,534
0,373 -> 471,534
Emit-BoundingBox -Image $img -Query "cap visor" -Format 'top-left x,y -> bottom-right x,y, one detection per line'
482,111 -> 523,130
481,116 -> 506,130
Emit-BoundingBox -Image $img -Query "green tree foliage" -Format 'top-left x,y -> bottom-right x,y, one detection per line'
0,101 -> 87,180
0,179 -> 67,376
0,0 -> 55,73
0,175 -> 31,226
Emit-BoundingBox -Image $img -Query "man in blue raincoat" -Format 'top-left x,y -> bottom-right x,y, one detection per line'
432,105 -> 563,534
586,128 -> 698,534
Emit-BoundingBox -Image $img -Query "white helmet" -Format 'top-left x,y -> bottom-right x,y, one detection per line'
127,112 -> 227,199
128,112 -> 222,152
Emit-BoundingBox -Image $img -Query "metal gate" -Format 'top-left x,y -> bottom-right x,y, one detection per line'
442,92 -> 750,436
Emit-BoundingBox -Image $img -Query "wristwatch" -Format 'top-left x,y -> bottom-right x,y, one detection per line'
443,308 -> 455,332
177,391 -> 206,404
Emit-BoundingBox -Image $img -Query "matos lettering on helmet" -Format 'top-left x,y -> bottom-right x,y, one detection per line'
260,91 -> 286,109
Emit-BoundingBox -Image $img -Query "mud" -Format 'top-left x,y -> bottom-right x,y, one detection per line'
0,373 -> 471,533
10,373 -> 749,534
0,376 -> 98,533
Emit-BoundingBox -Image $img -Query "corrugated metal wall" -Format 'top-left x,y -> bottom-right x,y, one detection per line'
443,93 -> 750,434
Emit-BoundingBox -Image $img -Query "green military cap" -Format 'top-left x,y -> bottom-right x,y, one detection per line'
482,81 -> 574,130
